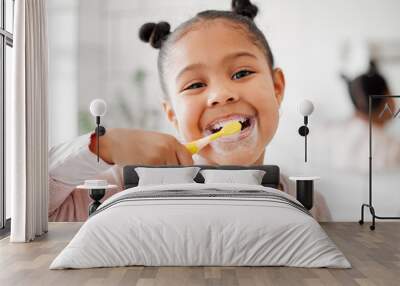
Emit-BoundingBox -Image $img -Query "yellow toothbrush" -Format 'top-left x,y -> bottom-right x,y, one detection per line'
185,121 -> 242,154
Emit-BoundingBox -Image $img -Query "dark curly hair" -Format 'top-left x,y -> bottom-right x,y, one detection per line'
139,0 -> 275,100
342,60 -> 390,115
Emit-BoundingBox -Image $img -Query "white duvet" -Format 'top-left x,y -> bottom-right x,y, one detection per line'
50,183 -> 351,269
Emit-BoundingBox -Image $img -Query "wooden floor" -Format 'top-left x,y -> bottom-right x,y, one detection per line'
0,222 -> 399,286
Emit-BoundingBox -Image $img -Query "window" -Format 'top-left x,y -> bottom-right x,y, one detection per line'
0,0 -> 14,234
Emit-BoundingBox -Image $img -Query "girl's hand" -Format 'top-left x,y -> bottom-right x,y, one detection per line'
92,128 -> 193,166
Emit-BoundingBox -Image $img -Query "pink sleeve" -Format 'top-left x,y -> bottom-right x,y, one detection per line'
48,133 -> 122,221
48,177 -> 76,215
49,167 -> 123,221
49,133 -> 112,185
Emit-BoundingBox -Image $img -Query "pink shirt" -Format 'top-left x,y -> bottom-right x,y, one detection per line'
48,133 -> 122,221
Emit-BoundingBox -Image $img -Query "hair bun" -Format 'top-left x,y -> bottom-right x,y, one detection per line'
139,21 -> 171,49
232,0 -> 258,20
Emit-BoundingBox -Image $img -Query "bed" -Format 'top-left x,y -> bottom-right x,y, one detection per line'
50,165 -> 350,269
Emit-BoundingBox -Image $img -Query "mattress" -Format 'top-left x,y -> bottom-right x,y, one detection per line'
50,183 -> 351,269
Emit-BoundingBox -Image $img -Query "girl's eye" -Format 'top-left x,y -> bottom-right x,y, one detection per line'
184,82 -> 206,91
232,70 -> 254,80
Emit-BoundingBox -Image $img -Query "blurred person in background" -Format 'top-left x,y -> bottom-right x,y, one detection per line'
314,60 -> 400,172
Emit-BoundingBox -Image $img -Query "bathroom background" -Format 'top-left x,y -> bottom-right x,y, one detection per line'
46,0 -> 400,221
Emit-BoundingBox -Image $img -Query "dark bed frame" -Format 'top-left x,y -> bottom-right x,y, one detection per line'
90,165 -> 315,214
87,165 -> 281,215
123,165 -> 280,190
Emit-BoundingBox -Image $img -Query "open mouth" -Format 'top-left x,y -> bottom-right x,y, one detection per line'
209,117 -> 252,134
204,114 -> 256,142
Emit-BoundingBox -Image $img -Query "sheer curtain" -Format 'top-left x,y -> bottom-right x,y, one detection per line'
7,0 -> 49,242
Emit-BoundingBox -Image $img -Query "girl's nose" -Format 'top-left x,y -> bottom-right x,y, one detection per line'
207,90 -> 239,107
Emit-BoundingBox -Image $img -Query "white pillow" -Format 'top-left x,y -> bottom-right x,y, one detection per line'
200,169 -> 266,185
135,167 -> 201,186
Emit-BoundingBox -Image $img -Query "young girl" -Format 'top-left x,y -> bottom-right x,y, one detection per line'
49,0 -> 286,221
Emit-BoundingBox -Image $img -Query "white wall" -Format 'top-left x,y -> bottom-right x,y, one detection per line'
47,0 -> 79,148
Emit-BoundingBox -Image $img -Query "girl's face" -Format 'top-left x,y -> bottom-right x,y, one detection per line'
163,19 -> 285,165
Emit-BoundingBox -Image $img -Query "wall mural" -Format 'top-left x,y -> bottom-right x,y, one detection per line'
47,0 -> 400,222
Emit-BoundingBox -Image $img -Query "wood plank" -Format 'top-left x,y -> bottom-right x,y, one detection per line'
0,222 -> 399,286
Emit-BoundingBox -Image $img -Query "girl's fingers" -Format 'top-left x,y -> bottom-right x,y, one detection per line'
176,144 -> 194,166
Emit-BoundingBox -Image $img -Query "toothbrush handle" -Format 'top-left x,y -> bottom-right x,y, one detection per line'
185,133 -> 220,154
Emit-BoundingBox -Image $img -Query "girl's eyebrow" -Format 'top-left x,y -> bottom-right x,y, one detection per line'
176,51 -> 257,82
222,51 -> 257,63
176,63 -> 204,83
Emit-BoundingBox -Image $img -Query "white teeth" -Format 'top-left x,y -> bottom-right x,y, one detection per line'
208,115 -> 248,131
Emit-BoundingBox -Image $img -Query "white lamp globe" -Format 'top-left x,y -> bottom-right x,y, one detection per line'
299,99 -> 314,116
90,99 -> 107,117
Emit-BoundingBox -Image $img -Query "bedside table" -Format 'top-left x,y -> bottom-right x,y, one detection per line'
77,180 -> 118,215
289,176 -> 320,210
